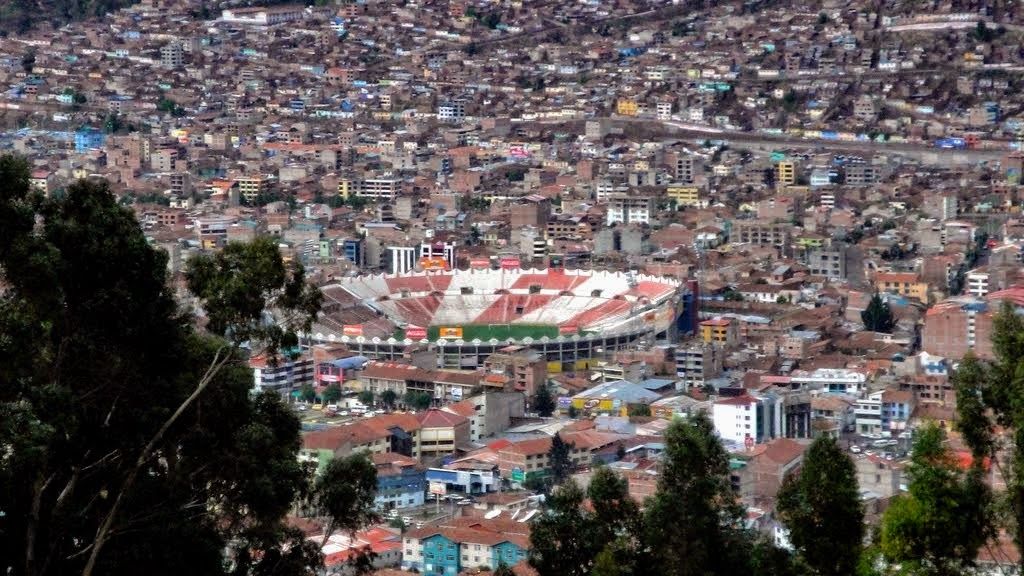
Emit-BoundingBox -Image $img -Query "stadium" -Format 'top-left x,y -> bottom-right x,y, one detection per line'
308,268 -> 697,372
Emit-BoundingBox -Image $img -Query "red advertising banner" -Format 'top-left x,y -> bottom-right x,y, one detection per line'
500,257 -> 521,270
406,325 -> 427,340
342,324 -> 363,337
470,258 -> 491,269
559,325 -> 578,335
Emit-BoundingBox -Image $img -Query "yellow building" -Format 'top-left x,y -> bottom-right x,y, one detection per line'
699,318 -> 738,346
616,98 -> 639,116
236,176 -> 268,203
776,161 -> 795,186
873,272 -> 929,302
667,185 -> 702,207
338,178 -> 353,199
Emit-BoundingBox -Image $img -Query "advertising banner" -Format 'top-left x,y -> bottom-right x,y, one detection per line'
406,325 -> 427,340
439,326 -> 464,339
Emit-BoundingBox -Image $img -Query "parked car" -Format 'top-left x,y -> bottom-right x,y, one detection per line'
850,445 -> 862,454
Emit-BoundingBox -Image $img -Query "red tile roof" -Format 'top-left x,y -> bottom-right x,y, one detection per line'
417,408 -> 469,428
714,394 -> 758,406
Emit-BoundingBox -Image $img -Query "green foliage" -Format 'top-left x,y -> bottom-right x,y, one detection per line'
722,287 -> 744,301
567,405 -> 580,419
300,383 -> 316,403
494,562 -> 515,576
322,384 -> 343,404
532,384 -> 556,417
380,389 -> 398,408
952,302 -> 1024,565
1,0 -> 140,34
640,413 -> 751,575
530,413 -> 799,576
186,236 -> 322,355
548,434 -> 574,484
528,480 -> 593,576
404,390 -> 432,410
777,437 -> 864,576
861,292 -> 895,333
313,452 -> 379,538
358,389 -> 375,407
0,155 -> 324,576
879,424 -> 994,575
627,403 -> 651,417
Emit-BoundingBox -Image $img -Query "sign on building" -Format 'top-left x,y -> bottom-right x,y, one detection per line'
429,481 -> 447,496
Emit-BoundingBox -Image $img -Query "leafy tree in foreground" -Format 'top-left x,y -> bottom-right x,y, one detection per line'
953,304 -> 1024,572
380,389 -> 398,408
777,436 -> 864,576
639,412 -> 755,576
532,383 -> 556,417
528,480 -> 594,576
548,433 -> 574,484
0,154 -> 368,573
0,155 -> 345,576
879,424 -> 993,576
313,452 -> 379,545
861,292 -> 895,333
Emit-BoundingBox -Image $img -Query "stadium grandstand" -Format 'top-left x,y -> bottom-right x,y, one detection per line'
306,268 -> 698,371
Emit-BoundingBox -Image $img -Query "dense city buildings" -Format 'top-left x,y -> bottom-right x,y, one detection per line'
7,0 -> 1024,572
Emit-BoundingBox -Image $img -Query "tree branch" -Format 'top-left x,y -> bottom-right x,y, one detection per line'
81,345 -> 233,576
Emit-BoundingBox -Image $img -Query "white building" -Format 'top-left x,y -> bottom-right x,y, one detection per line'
438,101 -> 466,123
606,195 -> 654,225
966,269 -> 989,296
854,395 -> 882,435
790,368 -> 867,395
713,394 -> 759,446
251,355 -> 315,396
389,246 -> 417,275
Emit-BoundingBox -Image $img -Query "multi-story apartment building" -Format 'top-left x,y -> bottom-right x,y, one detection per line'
606,195 -> 654,225
675,342 -> 724,389
731,220 -> 791,247
373,453 -> 426,510
482,346 -> 546,396
250,353 -> 315,395
873,272 -> 928,302
807,246 -> 847,279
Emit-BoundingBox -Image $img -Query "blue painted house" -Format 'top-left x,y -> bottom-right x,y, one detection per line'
402,516 -> 530,574
373,452 -> 426,510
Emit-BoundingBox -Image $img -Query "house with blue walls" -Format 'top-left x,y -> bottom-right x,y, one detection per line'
401,513 -> 530,574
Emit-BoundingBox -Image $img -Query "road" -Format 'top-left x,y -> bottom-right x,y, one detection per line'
531,116 -> 1008,164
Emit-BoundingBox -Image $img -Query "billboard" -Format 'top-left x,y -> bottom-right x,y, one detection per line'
406,325 -> 427,340
559,325 -> 578,335
419,256 -> 449,271
342,324 -> 363,337
429,481 -> 447,496
500,257 -> 521,270
451,386 -> 463,401
470,258 -> 491,269
557,396 -> 572,408
509,145 -> 530,159
438,326 -> 464,339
